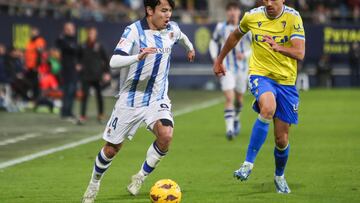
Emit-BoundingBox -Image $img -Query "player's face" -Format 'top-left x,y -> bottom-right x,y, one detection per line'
150,0 -> 172,30
226,7 -> 241,24
263,0 -> 284,17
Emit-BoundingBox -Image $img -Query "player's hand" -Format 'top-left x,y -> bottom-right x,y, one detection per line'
187,50 -> 195,62
236,53 -> 245,60
138,47 -> 157,60
213,58 -> 226,77
264,35 -> 281,52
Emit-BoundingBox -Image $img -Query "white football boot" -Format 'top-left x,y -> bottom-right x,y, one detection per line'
127,173 -> 146,195
274,175 -> 291,194
82,181 -> 100,203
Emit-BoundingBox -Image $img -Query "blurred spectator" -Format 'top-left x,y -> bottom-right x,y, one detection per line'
349,42 -> 360,87
312,4 -> 330,24
316,54 -> 333,88
48,48 -> 62,81
5,47 -> 32,110
24,26 -> 46,102
34,51 -> 59,113
56,22 -> 78,120
78,27 -> 110,124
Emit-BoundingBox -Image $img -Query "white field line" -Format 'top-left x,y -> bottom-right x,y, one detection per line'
0,133 -> 42,146
0,127 -> 68,147
0,98 -> 223,169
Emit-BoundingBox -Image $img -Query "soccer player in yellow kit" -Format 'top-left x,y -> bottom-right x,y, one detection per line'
214,0 -> 305,193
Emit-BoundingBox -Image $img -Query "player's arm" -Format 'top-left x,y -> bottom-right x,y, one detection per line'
213,28 -> 244,76
178,31 -> 195,62
264,36 -> 305,61
264,14 -> 305,61
109,26 -> 157,68
109,48 -> 157,68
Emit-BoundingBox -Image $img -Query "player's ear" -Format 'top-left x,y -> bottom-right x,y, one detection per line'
146,6 -> 154,16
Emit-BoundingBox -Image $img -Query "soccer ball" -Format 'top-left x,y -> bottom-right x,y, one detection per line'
149,179 -> 182,203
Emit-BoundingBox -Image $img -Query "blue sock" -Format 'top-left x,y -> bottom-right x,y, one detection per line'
274,144 -> 290,176
245,115 -> 271,163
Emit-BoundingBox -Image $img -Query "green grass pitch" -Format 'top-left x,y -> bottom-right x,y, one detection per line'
0,89 -> 359,203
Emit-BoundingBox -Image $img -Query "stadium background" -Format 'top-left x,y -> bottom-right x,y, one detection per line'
0,0 -> 360,203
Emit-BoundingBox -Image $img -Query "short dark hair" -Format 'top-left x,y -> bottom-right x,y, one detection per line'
144,0 -> 175,16
226,1 -> 240,10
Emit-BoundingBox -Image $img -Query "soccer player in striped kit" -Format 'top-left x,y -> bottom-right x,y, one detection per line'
209,1 -> 252,140
82,0 -> 195,202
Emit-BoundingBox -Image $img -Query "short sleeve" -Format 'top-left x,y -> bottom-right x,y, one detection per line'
239,12 -> 249,34
114,26 -> 136,55
169,21 -> 182,43
290,15 -> 305,41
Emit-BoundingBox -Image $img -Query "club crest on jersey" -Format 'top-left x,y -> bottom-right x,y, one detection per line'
169,32 -> 174,40
257,22 -> 262,27
281,21 -> 286,29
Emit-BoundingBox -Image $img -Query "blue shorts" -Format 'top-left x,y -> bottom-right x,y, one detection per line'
248,75 -> 299,124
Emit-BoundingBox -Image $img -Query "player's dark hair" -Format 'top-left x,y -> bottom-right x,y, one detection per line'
226,1 -> 241,10
144,0 -> 175,16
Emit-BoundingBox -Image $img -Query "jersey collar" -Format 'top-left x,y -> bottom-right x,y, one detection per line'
264,5 -> 285,19
140,18 -> 150,30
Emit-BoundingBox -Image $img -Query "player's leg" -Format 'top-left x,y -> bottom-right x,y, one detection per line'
224,90 -> 235,139
271,84 -> 298,193
83,105 -> 142,202
127,101 -> 174,195
82,142 -> 122,203
234,91 -> 275,180
273,118 -> 291,193
220,73 -> 236,140
127,120 -> 173,195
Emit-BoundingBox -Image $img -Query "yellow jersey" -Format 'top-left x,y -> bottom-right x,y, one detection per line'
239,6 -> 305,85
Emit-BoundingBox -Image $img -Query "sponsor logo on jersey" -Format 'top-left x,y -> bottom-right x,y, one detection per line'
254,34 -> 289,44
293,24 -> 303,32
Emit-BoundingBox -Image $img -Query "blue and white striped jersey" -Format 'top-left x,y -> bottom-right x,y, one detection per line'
210,21 -> 252,73
113,19 -> 188,108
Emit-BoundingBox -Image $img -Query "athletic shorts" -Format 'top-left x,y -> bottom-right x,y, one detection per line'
220,70 -> 248,94
102,98 -> 173,144
248,75 -> 299,124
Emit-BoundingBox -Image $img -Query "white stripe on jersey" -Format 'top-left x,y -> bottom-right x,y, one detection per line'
212,21 -> 252,73
114,19 -> 182,108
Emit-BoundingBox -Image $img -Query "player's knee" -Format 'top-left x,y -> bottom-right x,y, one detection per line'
260,105 -> 275,119
275,136 -> 288,149
104,142 -> 122,158
157,127 -> 173,146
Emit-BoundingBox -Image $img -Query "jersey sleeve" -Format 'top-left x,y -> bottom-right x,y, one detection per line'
169,21 -> 182,43
114,25 -> 136,55
238,12 -> 250,34
290,14 -> 305,41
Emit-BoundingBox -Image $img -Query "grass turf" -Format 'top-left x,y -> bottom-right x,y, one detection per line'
0,89 -> 359,203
